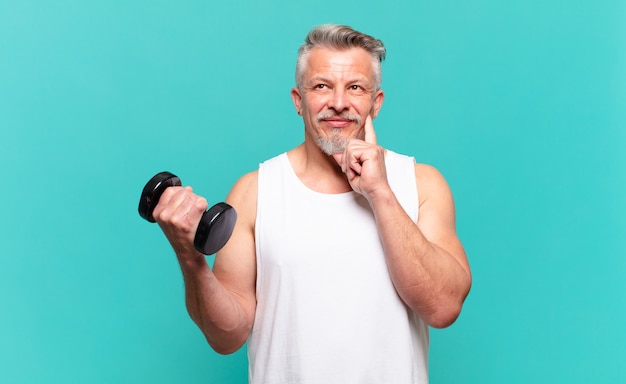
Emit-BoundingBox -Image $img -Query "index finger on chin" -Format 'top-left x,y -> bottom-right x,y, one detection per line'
364,115 -> 377,145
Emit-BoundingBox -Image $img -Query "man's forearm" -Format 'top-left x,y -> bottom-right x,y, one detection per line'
370,189 -> 471,328
178,255 -> 252,354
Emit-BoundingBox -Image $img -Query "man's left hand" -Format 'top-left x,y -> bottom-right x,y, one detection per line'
332,115 -> 390,201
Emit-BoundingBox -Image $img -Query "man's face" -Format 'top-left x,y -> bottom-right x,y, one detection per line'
291,46 -> 384,155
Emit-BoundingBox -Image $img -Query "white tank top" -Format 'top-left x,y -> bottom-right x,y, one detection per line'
249,151 -> 429,384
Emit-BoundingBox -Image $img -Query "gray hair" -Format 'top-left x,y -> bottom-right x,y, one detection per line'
295,24 -> 386,91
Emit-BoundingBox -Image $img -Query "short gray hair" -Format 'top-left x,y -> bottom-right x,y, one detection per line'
295,24 -> 386,91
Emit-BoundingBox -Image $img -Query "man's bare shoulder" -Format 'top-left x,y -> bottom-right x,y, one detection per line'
226,170 -> 259,223
414,163 -> 452,202
414,162 -> 443,179
230,170 -> 259,195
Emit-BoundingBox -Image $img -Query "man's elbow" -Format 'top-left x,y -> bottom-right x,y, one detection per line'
425,302 -> 463,329
421,283 -> 471,328
205,333 -> 248,355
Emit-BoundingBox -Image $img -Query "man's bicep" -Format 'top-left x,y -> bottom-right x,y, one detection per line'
415,164 -> 467,267
213,171 -> 258,320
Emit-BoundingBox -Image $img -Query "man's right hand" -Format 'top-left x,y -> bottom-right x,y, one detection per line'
152,186 -> 208,260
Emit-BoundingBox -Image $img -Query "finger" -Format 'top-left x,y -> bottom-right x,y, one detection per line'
172,188 -> 207,216
348,153 -> 362,176
364,115 -> 377,145
153,186 -> 181,216
155,187 -> 200,222
332,152 -> 344,170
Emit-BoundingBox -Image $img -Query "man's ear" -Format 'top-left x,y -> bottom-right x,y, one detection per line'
370,90 -> 385,118
291,87 -> 303,115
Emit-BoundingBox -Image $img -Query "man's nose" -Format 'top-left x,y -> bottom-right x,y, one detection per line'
327,88 -> 349,112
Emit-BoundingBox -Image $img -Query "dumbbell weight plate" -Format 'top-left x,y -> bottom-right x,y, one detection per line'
194,202 -> 238,255
138,172 -> 181,223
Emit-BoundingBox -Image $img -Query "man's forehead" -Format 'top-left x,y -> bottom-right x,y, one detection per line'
305,46 -> 375,75
307,46 -> 371,60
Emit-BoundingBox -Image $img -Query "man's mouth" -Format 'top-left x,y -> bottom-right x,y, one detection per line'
316,111 -> 362,128
321,118 -> 353,128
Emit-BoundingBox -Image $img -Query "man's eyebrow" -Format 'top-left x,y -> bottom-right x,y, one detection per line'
307,75 -> 330,83
307,75 -> 371,84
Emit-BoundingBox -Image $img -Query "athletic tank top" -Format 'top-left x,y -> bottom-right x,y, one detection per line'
249,150 -> 429,384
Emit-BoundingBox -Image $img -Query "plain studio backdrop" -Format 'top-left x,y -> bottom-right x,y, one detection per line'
1,1 -> 624,383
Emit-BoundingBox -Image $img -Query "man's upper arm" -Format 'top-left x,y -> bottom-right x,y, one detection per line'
415,164 -> 469,274
212,171 -> 258,325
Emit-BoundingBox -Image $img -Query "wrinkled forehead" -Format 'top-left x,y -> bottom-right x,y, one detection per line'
303,46 -> 377,78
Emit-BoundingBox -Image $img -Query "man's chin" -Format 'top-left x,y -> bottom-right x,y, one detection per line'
316,137 -> 348,156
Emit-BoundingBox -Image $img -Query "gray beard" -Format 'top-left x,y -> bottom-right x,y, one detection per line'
316,129 -> 351,155
314,111 -> 362,155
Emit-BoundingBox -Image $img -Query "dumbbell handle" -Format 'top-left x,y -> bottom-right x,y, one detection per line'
138,172 -> 237,255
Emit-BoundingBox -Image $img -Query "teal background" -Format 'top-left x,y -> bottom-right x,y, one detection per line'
1,0 -> 624,382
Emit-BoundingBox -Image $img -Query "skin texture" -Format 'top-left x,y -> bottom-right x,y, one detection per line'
152,46 -> 471,354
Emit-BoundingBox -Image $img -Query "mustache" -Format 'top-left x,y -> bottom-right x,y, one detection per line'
315,110 -> 362,126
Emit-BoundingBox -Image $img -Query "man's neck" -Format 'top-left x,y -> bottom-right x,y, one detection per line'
286,142 -> 353,194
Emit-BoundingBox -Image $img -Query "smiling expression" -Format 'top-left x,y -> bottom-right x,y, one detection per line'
291,46 -> 384,154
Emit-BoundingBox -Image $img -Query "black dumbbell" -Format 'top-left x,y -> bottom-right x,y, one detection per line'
138,172 -> 237,255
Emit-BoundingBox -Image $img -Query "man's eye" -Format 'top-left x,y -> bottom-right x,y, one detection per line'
350,85 -> 362,91
315,84 -> 327,89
